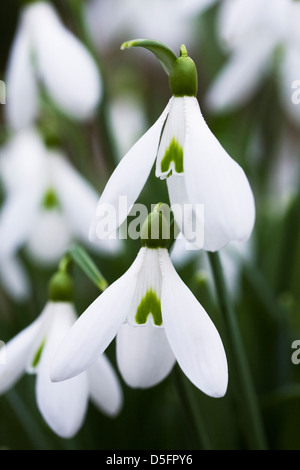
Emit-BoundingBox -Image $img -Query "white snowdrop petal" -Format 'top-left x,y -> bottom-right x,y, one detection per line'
51,249 -> 145,382
0,305 -> 50,395
0,256 -> 31,302
0,128 -> 47,194
159,249 -> 228,397
0,193 -> 40,259
87,354 -> 123,417
26,209 -> 72,266
183,97 -> 255,251
116,322 -> 176,389
5,22 -> 38,130
49,152 -> 122,255
25,2 -> 101,120
89,101 -> 171,240
36,303 -> 89,439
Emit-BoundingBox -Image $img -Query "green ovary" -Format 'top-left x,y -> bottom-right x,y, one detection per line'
160,138 -> 184,174
135,289 -> 163,326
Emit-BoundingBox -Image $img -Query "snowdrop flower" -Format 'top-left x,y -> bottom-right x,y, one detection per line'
0,271 -> 123,438
52,209 -> 228,398
206,0 -> 300,125
5,0 -> 101,130
0,128 -> 121,267
90,44 -> 255,252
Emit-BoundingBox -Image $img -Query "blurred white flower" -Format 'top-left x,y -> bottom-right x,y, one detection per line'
86,0 -> 218,52
51,244 -> 228,398
0,301 -> 123,438
0,255 -> 30,302
206,0 -> 300,125
0,128 -> 122,268
5,1 -> 102,130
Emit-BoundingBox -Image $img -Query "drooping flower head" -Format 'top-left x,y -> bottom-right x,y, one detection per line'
52,207 -> 228,398
206,0 -> 300,126
90,40 -> 255,252
0,267 -> 123,438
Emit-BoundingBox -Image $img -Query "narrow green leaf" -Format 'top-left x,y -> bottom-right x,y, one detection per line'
121,38 -> 177,75
68,243 -> 108,292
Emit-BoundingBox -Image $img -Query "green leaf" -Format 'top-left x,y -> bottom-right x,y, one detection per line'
121,38 -> 177,75
68,243 -> 108,292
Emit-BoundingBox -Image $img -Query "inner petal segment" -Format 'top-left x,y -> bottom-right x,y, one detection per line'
156,97 -> 186,179
128,248 -> 163,328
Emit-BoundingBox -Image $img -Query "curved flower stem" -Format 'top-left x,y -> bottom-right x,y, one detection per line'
121,38 -> 177,75
172,366 -> 212,450
207,252 -> 268,450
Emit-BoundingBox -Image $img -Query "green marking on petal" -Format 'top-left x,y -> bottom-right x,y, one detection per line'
135,289 -> 163,326
42,188 -> 60,210
161,138 -> 184,174
32,338 -> 46,368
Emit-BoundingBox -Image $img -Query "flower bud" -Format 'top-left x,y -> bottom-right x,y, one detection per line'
48,271 -> 73,302
169,45 -> 198,97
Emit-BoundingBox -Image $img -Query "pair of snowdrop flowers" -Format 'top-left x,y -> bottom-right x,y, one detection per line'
50,44 -> 256,398
206,0 -> 300,126
0,128 -> 121,300
0,270 -> 123,439
6,0 -> 101,130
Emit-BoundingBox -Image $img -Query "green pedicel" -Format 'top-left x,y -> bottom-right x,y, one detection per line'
135,289 -> 163,326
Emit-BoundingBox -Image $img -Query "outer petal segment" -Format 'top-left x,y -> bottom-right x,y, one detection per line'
51,249 -> 145,381
116,322 -> 176,388
89,101 -> 171,240
159,249 -> 228,397
87,354 -> 123,417
183,97 -> 255,251
36,303 -> 89,439
0,306 -> 50,395
25,2 -> 101,120
5,22 -> 38,130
